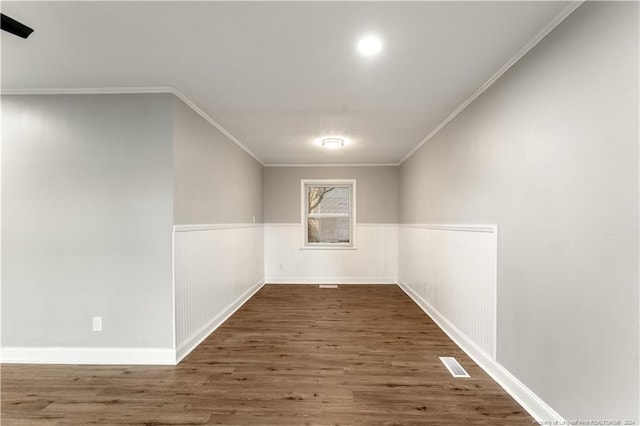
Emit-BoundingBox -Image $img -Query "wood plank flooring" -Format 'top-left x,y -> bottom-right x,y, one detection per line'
1,284 -> 534,425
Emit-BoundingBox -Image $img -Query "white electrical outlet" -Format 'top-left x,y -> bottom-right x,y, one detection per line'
279,264 -> 283,271
423,281 -> 428,291
92,316 -> 102,332
252,215 -> 256,224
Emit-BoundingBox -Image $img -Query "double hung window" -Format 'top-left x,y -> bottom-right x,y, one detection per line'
301,179 -> 356,249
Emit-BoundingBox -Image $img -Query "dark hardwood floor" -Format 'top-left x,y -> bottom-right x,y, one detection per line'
1,284 -> 534,425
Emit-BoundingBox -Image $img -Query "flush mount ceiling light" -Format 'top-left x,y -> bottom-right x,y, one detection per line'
322,138 -> 344,149
357,35 -> 382,56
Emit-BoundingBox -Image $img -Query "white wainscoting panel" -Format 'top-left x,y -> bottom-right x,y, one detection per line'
398,281 -> 565,423
174,224 -> 264,361
399,224 -> 497,359
265,223 -> 398,284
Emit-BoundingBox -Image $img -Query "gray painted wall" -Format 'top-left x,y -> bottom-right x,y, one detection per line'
400,2 -> 638,421
2,94 -> 175,348
173,97 -> 264,225
264,166 -> 399,223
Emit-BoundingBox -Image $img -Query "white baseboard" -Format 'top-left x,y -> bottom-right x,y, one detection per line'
397,281 -> 566,423
0,347 -> 176,365
175,279 -> 265,363
265,277 -> 397,284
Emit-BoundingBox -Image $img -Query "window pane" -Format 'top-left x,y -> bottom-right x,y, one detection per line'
308,186 -> 349,214
307,217 -> 351,244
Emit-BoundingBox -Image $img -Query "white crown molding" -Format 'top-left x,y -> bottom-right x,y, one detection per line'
169,89 -> 264,166
1,86 -> 391,168
399,1 -> 585,165
1,86 -> 265,166
1,87 -> 172,95
2,1 -> 583,168
397,281 -> 566,423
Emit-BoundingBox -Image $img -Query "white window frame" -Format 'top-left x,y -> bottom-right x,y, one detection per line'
301,179 -> 356,250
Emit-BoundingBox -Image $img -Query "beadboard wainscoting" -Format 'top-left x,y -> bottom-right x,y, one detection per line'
264,223 -> 398,284
173,224 -> 265,362
398,224 -> 497,359
398,224 -> 566,422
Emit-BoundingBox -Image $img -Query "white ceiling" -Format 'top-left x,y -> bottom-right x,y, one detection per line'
2,1 -> 574,165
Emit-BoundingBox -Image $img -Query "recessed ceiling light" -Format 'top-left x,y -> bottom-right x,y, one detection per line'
357,36 -> 382,56
322,138 -> 344,149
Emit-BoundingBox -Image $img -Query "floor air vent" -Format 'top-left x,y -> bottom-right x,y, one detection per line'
319,284 -> 338,288
439,357 -> 470,378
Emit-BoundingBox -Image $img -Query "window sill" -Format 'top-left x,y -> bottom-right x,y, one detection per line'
300,246 -> 358,251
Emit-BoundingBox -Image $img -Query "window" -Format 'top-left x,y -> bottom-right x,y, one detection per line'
301,179 -> 356,249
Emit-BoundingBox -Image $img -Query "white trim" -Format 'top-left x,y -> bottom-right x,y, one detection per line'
265,278 -> 396,284
493,224 -> 499,359
2,2 -> 583,170
174,223 -> 263,232
399,1 -> 584,164
264,163 -> 399,167
265,222 -> 396,228
0,347 -> 176,365
1,86 -> 265,166
401,224 -> 497,234
264,222 -> 300,227
301,179 -> 357,249
300,179 -> 357,186
170,89 -> 264,166
171,226 -> 177,352
299,246 -> 357,251
176,279 -> 265,363
1,87 -> 172,95
397,281 -> 566,423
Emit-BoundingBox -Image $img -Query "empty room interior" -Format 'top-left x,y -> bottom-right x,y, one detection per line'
1,1 -> 639,425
